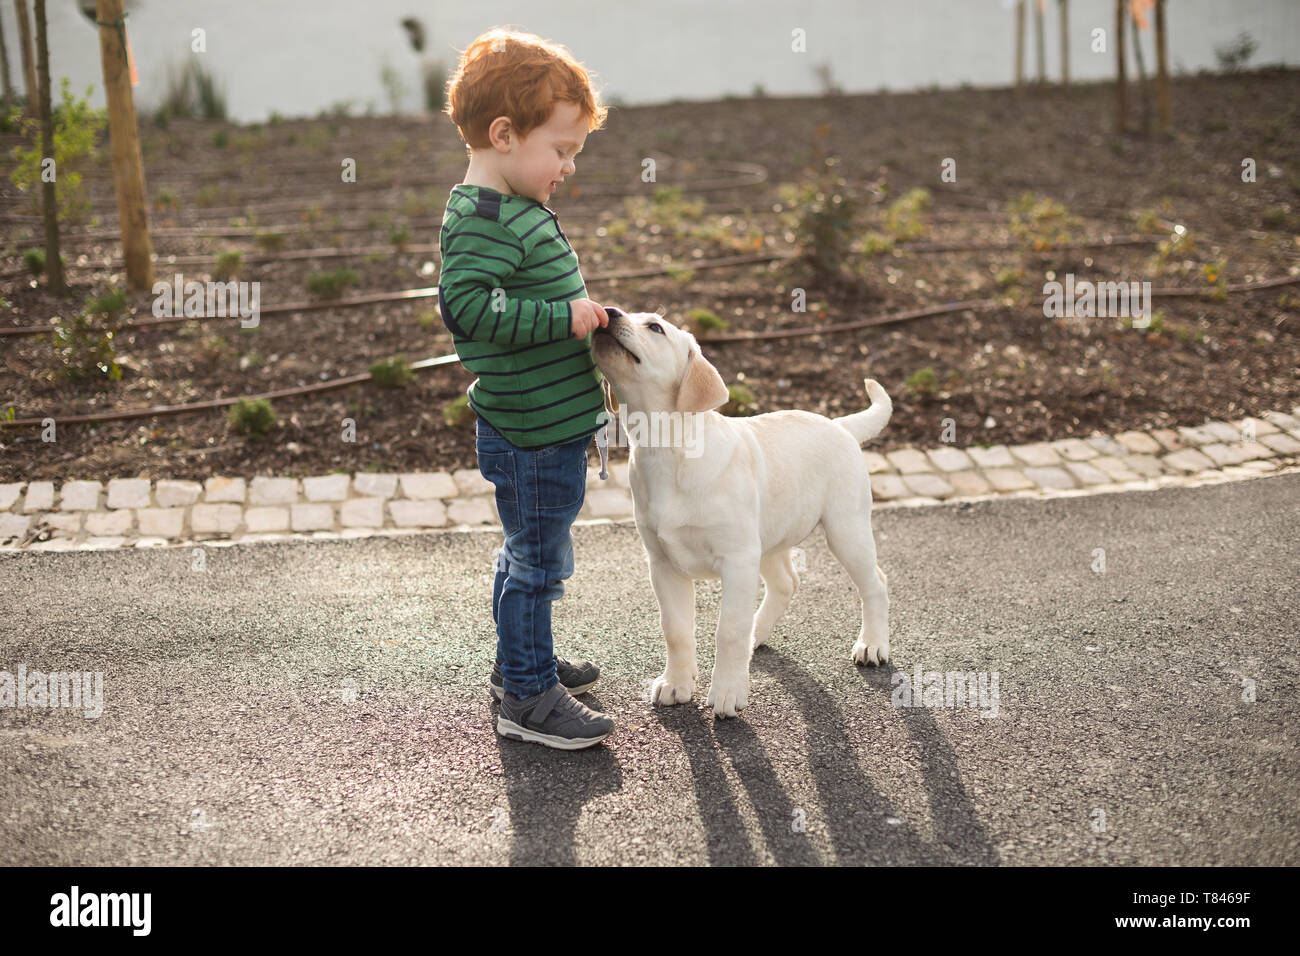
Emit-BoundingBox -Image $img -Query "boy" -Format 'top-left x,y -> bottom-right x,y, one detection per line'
438,28 -> 615,750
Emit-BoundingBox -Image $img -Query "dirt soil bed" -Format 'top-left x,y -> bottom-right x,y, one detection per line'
2,70 -> 1298,483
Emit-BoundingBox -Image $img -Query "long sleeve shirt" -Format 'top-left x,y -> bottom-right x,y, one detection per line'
436,184 -> 605,448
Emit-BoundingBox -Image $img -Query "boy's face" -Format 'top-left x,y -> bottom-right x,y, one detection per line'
501,101 -> 588,204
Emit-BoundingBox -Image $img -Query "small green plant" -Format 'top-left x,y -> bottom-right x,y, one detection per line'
1134,209 -> 1163,233
1154,226 -> 1196,268
197,335 -> 229,362
212,129 -> 228,148
195,184 -> 224,207
722,382 -> 757,416
8,79 -> 106,224
422,60 -> 448,113
884,187 -> 930,240
23,248 -> 46,275
214,249 -> 242,280
307,268 -> 359,299
1008,193 -> 1081,249
443,394 -> 473,427
995,267 -> 1024,290
417,311 -> 439,331
861,232 -> 894,256
389,226 -> 412,251
369,356 -> 413,387
254,230 -> 286,252
778,172 -> 861,279
1261,206 -> 1289,230
905,367 -> 940,399
1214,32 -> 1258,72
50,288 -> 126,382
155,188 -> 179,211
684,307 -> 729,333
227,397 -> 276,436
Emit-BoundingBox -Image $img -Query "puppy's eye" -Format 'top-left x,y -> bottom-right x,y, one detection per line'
647,323 -> 663,334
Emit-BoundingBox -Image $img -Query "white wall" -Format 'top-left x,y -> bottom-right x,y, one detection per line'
1,0 -> 1296,124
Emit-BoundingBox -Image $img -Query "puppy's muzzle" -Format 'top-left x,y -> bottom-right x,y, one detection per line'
594,307 -> 640,363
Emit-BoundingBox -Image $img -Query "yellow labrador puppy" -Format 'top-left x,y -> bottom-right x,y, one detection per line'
592,308 -> 893,718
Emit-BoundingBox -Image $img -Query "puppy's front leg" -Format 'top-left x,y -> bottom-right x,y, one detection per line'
648,558 -> 697,706
707,557 -> 760,718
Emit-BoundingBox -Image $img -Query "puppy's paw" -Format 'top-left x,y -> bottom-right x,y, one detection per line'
650,671 -> 695,706
851,638 -> 890,667
706,670 -> 749,718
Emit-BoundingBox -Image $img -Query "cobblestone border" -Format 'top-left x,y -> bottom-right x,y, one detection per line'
3,407 -> 1299,553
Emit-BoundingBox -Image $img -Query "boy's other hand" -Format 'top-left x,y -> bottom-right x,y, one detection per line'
571,298 -> 608,338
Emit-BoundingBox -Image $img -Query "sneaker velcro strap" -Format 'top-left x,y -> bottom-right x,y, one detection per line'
526,682 -> 568,727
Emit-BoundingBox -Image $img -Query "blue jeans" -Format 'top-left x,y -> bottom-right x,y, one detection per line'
476,415 -> 593,698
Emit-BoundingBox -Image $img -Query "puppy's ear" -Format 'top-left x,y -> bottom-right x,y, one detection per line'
675,348 -> 729,414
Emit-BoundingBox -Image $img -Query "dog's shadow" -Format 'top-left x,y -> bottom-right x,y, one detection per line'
661,650 -> 999,866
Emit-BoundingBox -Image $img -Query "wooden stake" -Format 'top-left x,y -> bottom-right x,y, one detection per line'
0,8 -> 14,103
1034,0 -> 1046,84
13,0 -> 37,109
1015,0 -> 1026,90
1059,0 -> 1070,87
1155,0 -> 1170,131
34,0 -> 66,294
1115,0 -> 1127,134
95,0 -> 154,291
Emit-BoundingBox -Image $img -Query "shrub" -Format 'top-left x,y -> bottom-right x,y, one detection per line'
369,357 -> 413,388
307,268 -> 359,299
254,231 -> 286,252
778,173 -> 861,279
1008,193 -> 1081,249
861,232 -> 894,256
214,250 -> 242,280
8,79 -> 105,224
905,367 -> 939,399
884,187 -> 930,240
227,397 -> 276,435
50,289 -> 126,382
722,383 -> 757,416
443,394 -> 472,427
684,308 -> 729,333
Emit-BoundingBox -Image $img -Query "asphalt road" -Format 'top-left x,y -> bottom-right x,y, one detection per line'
1,474 -> 1296,866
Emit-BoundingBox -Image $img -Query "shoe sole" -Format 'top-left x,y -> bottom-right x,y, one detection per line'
496,715 -> 611,750
490,679 -> 597,702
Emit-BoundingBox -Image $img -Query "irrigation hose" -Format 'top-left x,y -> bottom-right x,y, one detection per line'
4,272 -> 1296,430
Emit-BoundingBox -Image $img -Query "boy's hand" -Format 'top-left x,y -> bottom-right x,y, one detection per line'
570,298 -> 608,338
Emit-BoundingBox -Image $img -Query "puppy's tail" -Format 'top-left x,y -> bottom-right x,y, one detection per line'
833,378 -> 892,445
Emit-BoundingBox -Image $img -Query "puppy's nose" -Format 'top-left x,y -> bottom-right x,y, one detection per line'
603,306 -> 625,324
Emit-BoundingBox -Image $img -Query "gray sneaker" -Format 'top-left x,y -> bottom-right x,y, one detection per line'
490,655 -> 599,702
497,681 -> 614,750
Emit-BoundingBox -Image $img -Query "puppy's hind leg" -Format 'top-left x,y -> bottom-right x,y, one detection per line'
822,509 -> 890,666
752,549 -> 799,650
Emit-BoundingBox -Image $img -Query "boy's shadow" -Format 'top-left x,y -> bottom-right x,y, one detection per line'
493,692 -> 622,866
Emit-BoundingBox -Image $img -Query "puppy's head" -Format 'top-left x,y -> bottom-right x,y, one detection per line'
591,307 -> 729,415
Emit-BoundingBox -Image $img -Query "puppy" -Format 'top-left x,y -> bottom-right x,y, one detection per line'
592,308 -> 893,718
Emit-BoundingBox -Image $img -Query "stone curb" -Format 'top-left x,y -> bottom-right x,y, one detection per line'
3,408 -> 1299,553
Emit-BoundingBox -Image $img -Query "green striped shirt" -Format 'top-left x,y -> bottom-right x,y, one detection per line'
437,184 -> 605,448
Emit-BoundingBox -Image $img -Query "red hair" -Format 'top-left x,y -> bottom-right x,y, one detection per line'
444,27 -> 609,150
